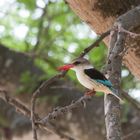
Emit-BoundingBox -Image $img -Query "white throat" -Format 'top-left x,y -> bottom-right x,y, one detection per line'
71,64 -> 94,90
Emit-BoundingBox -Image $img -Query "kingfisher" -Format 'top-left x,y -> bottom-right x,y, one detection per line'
58,57 -> 122,101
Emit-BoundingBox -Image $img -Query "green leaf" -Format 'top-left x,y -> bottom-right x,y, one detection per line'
17,0 -> 36,10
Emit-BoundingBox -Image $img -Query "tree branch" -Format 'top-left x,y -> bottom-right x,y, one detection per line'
79,29 -> 111,57
33,4 -> 48,52
104,25 -> 125,140
0,89 -> 75,140
0,89 -> 31,117
104,5 -> 140,140
121,90 -> 140,112
30,72 -> 66,140
39,95 -> 92,125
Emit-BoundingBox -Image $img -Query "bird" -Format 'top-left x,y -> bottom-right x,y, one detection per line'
58,57 -> 122,101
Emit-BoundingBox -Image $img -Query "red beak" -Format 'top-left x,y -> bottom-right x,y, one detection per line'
57,64 -> 74,71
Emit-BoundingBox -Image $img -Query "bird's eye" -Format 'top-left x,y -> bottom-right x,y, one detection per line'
73,61 -> 81,65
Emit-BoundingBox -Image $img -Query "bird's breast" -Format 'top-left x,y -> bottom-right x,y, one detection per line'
76,71 -> 95,90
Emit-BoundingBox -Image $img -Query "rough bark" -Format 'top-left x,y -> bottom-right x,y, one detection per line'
104,26 -> 125,140
65,0 -> 140,79
104,6 -> 140,140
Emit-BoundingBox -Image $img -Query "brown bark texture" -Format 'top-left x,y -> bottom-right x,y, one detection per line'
66,0 -> 140,79
104,6 -> 140,140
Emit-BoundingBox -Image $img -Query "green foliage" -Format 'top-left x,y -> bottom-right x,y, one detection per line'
17,71 -> 39,94
121,72 -> 136,90
0,114 -> 9,127
17,0 -> 36,10
121,103 -> 130,123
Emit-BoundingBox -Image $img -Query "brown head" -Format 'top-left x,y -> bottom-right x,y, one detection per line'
58,57 -> 92,71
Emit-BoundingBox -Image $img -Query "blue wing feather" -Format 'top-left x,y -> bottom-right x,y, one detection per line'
95,79 -> 113,88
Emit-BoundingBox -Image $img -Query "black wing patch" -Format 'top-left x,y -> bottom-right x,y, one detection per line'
84,68 -> 113,88
84,68 -> 107,80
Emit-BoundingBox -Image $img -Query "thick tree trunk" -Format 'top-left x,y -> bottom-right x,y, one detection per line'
66,0 -> 140,79
104,27 -> 125,140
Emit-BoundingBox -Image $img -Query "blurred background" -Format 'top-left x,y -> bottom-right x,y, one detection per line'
0,0 -> 140,140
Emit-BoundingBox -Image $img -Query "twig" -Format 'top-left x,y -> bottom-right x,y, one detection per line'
114,26 -> 140,57
116,26 -> 140,38
121,90 -> 140,111
33,5 -> 48,51
37,95 -> 93,140
0,89 -> 75,140
39,95 -> 92,125
30,72 -> 66,139
0,89 -> 31,117
123,130 -> 140,140
79,29 -> 111,57
31,96 -> 38,140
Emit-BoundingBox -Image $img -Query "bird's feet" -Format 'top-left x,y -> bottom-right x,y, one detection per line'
85,90 -> 96,96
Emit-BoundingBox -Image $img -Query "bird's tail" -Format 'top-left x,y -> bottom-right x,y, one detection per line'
110,88 -> 123,102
